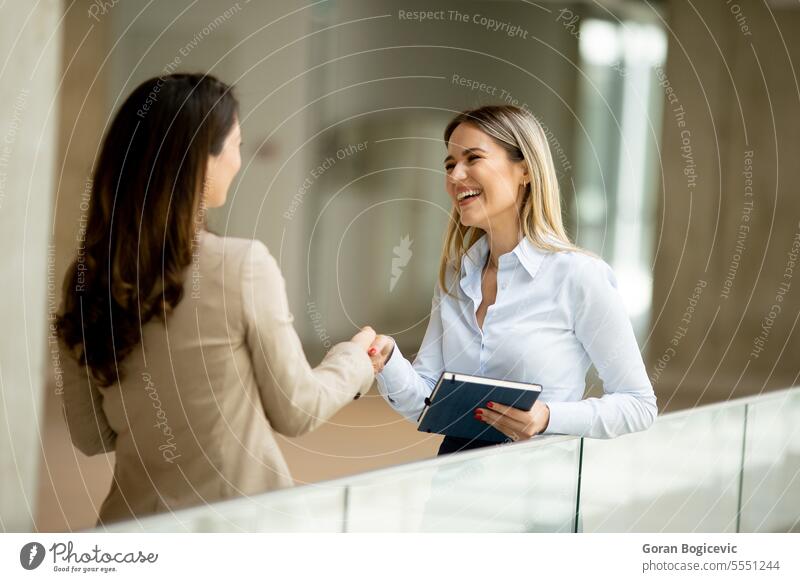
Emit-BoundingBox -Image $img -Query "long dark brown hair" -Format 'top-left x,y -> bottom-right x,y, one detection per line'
57,73 -> 238,386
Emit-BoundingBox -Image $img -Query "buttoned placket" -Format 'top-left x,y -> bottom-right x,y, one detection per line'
461,253 -> 512,376
459,236 -> 548,377
459,251 -> 484,374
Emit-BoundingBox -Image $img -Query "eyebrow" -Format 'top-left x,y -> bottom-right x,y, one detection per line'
444,147 -> 488,164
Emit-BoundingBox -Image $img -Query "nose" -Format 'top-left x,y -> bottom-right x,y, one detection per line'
448,161 -> 468,184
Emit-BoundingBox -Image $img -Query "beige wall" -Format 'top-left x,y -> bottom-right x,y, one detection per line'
0,0 -> 61,531
36,0 -> 116,533
648,0 -> 800,410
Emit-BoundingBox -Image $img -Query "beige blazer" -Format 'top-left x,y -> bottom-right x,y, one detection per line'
59,231 -> 374,525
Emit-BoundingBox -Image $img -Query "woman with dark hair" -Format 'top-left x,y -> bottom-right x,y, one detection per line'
56,73 -> 375,524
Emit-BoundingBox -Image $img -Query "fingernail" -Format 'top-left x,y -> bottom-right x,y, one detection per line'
368,348 -> 376,356
487,402 -> 494,408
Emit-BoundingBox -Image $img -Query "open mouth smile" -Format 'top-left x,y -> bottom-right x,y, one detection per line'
456,189 -> 482,206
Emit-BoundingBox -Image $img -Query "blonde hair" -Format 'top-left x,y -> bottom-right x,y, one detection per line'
439,105 -> 583,294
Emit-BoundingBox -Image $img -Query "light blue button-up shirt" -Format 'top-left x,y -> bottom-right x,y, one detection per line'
376,234 -> 657,438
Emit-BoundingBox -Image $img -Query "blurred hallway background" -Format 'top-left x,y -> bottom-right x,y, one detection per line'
1,0 -> 799,531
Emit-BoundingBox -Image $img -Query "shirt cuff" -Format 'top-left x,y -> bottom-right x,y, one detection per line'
376,340 -> 405,404
541,400 -> 593,436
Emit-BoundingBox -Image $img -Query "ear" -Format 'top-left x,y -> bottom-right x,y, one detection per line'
519,163 -> 530,190
519,162 -> 530,185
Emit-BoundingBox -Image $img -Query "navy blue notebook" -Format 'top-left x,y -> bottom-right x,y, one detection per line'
417,372 -> 542,443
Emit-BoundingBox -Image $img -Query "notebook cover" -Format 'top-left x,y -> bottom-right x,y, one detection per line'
417,375 -> 541,443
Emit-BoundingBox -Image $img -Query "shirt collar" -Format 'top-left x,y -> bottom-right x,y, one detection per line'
461,234 -> 489,278
460,234 -> 553,281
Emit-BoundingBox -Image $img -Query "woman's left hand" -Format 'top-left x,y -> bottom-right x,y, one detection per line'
474,400 -> 550,441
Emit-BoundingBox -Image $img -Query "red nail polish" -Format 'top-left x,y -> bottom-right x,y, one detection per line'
487,402 -> 494,408
368,348 -> 376,356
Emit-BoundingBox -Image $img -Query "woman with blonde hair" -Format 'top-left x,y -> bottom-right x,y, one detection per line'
368,105 -> 657,455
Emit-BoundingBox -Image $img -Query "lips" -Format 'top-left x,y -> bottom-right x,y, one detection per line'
456,188 -> 481,201
456,189 -> 482,207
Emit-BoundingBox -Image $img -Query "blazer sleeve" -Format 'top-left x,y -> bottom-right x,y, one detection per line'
241,240 -> 374,437
543,257 -> 658,438
58,335 -> 117,456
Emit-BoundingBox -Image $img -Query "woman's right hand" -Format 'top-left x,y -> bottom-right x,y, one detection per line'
367,335 -> 395,374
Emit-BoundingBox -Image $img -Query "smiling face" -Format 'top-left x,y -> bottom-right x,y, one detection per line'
204,119 -> 242,208
444,122 -> 529,232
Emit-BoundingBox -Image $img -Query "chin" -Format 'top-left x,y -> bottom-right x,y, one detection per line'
458,211 -> 487,230
206,193 -> 228,209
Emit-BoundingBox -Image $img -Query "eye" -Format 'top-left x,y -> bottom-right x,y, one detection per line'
445,163 -> 455,172
467,154 -> 481,163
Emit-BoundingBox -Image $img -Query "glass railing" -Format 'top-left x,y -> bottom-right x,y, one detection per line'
95,387 -> 800,533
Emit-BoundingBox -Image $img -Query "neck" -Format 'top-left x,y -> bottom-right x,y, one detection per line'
485,224 -> 523,269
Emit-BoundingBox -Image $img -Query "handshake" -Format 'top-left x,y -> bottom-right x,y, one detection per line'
347,326 -> 551,438
350,326 -> 394,374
